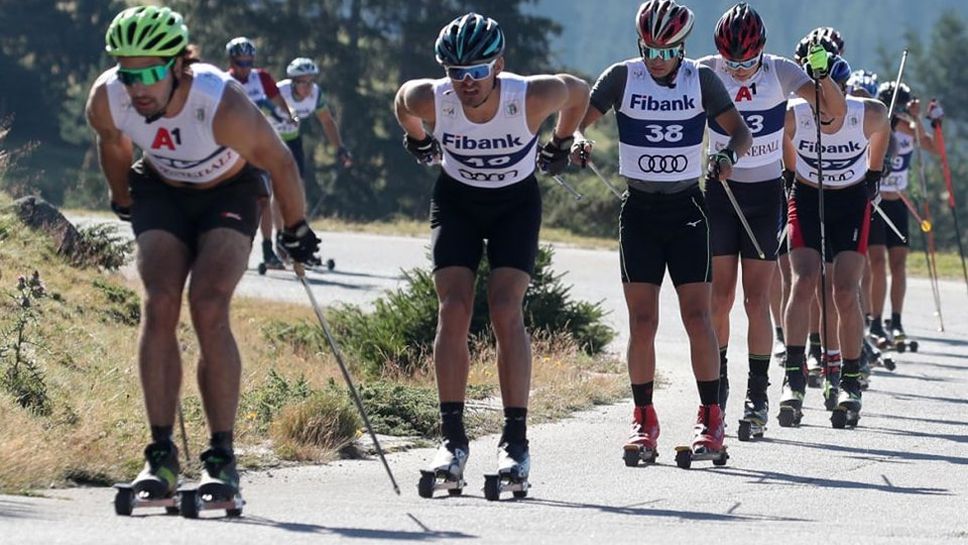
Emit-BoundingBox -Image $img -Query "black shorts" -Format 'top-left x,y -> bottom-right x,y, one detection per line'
788,181 -> 871,261
706,178 -> 783,260
129,160 -> 269,254
868,197 -> 909,248
285,137 -> 306,178
430,173 -> 542,275
620,185 -> 711,286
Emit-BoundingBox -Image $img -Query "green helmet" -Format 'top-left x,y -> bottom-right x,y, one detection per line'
105,6 -> 189,57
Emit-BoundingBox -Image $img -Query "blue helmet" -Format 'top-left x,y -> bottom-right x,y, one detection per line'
226,36 -> 256,58
435,13 -> 505,66
846,69 -> 878,97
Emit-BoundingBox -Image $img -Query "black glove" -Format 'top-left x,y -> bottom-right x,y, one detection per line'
336,146 -> 352,167
279,219 -> 320,264
707,147 -> 737,180
865,169 -> 882,202
403,134 -> 441,165
110,201 -> 132,222
538,135 -> 574,175
782,169 -> 796,199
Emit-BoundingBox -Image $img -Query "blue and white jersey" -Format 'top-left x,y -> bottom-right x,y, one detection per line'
615,58 -> 705,182
791,96 -> 869,188
705,54 -> 788,170
883,130 -> 913,192
432,73 -> 537,188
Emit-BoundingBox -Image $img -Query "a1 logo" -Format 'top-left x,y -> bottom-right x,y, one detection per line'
734,83 -> 758,102
151,127 -> 182,150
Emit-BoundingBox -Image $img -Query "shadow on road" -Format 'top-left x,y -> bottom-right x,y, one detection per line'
908,334 -> 968,348
0,498 -> 43,519
198,514 -> 476,541
871,372 -> 950,383
519,497 -> 810,523
768,436 -> 968,467
717,466 -> 951,495
244,270 -> 376,291
889,391 -> 968,406
857,425 -> 968,445
863,412 -> 968,427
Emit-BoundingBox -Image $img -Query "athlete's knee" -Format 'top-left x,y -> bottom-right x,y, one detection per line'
743,289 -> 770,316
628,309 -> 658,340
437,294 -> 473,331
711,285 -> 734,314
487,296 -> 524,335
188,290 -> 232,331
680,304 -> 713,334
142,289 -> 182,330
832,281 -> 859,311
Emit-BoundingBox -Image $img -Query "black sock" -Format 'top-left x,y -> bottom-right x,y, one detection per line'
808,332 -> 821,347
630,381 -> 654,407
502,407 -> 528,444
786,346 -> 806,368
775,327 -> 784,343
151,425 -> 173,445
210,430 -> 234,454
891,313 -> 902,330
749,354 -> 771,378
719,347 -> 728,380
871,315 -> 883,331
843,357 -> 861,375
440,402 -> 467,445
697,379 -> 719,406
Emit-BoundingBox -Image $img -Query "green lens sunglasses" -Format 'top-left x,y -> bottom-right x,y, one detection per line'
117,58 -> 175,86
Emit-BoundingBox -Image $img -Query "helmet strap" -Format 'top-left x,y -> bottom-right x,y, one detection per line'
144,60 -> 180,124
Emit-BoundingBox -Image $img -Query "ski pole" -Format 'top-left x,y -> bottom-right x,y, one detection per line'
813,78 -> 831,356
872,201 -> 908,243
293,263 -> 400,495
912,123 -> 945,330
587,162 -> 624,200
930,105 -> 968,294
897,193 -> 931,233
552,174 -> 583,200
711,176 -> 765,259
885,50 -> 909,121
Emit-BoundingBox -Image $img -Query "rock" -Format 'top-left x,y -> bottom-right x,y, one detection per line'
8,196 -> 82,258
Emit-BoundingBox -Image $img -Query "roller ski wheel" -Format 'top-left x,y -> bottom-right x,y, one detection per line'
623,444 -> 658,467
114,441 -> 181,516
831,377 -> 862,429
623,405 -> 659,467
882,356 -> 896,371
677,404 -> 727,469
738,376 -> 769,441
736,419 -> 765,442
674,445 -> 728,469
777,371 -> 805,427
257,261 -> 285,275
112,484 -> 180,516
806,353 -> 823,389
326,258 -> 336,271
777,405 -> 802,428
177,486 -> 244,518
822,366 -> 841,412
418,440 -> 469,499
181,448 -> 244,518
484,441 -> 530,501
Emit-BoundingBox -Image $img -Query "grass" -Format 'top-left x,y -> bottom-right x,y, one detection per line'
0,208 -> 627,494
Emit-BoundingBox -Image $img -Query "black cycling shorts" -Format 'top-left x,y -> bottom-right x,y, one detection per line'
430,172 -> 542,275
868,197 -> 909,248
706,178 -> 783,260
788,181 -> 871,261
620,185 -> 711,286
129,160 -> 269,254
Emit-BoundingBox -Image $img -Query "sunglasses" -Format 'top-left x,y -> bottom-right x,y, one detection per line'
641,45 -> 681,61
232,59 -> 254,68
445,60 -> 497,81
724,54 -> 761,70
117,58 -> 175,87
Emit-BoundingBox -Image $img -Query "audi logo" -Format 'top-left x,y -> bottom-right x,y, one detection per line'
638,154 -> 688,174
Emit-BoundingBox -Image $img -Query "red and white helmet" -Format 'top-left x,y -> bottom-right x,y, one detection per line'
636,0 -> 695,48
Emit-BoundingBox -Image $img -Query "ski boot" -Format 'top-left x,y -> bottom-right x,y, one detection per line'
858,349 -> 872,390
623,405 -> 659,467
772,338 -> 787,362
484,440 -> 530,500
868,320 -> 892,351
821,362 -> 841,411
675,404 -> 727,469
777,363 -> 805,428
113,441 -> 181,516
418,439 -> 469,498
864,335 -> 896,371
891,325 -> 918,353
257,239 -> 286,275
178,448 -> 244,518
305,253 -> 336,272
737,375 -> 769,442
831,373 -> 862,429
806,345 -> 823,388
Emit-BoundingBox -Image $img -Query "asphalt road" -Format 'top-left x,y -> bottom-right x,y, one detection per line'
2,229 -> 967,544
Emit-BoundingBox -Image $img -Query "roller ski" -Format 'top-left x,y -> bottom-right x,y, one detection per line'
257,239 -> 286,275
484,440 -> 530,501
178,448 -> 244,518
821,363 -> 841,411
831,373 -> 862,429
777,364 -> 805,428
623,405 -> 659,467
864,334 -> 895,371
737,375 -> 769,442
675,404 -> 728,469
418,440 -> 468,498
805,344 -> 823,388
772,338 -> 787,362
889,325 -> 918,353
113,442 -> 181,516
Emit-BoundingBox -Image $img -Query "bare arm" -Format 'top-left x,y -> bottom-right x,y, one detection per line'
795,77 -> 846,118
85,83 -> 134,207
315,108 -> 344,148
394,79 -> 436,139
526,74 -> 590,138
214,83 -> 305,227
865,99 -> 891,171
899,99 -> 940,155
270,93 -> 296,122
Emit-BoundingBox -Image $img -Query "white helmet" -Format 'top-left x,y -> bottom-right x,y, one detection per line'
287,57 -> 319,77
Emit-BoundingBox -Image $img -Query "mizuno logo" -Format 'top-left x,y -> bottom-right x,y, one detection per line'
629,93 -> 696,111
686,220 -> 702,227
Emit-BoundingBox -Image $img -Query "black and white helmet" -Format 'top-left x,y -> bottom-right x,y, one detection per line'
287,57 -> 319,77
226,36 -> 256,57
435,13 -> 505,66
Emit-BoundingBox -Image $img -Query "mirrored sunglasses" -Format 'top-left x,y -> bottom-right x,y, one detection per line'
724,54 -> 761,70
117,58 -> 175,87
445,60 -> 497,81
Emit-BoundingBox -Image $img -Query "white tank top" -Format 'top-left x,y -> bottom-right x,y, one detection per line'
791,96 -> 869,188
238,68 -> 270,103
275,79 -> 326,141
883,130 -> 913,192
707,54 -> 786,170
432,73 -> 537,188
615,58 -> 705,182
102,63 -> 243,184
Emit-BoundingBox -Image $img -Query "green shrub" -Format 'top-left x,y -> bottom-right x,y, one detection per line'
269,388 -> 360,459
73,223 -> 133,271
241,368 -> 312,431
359,381 -> 440,437
92,279 -> 140,326
329,245 -> 615,376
